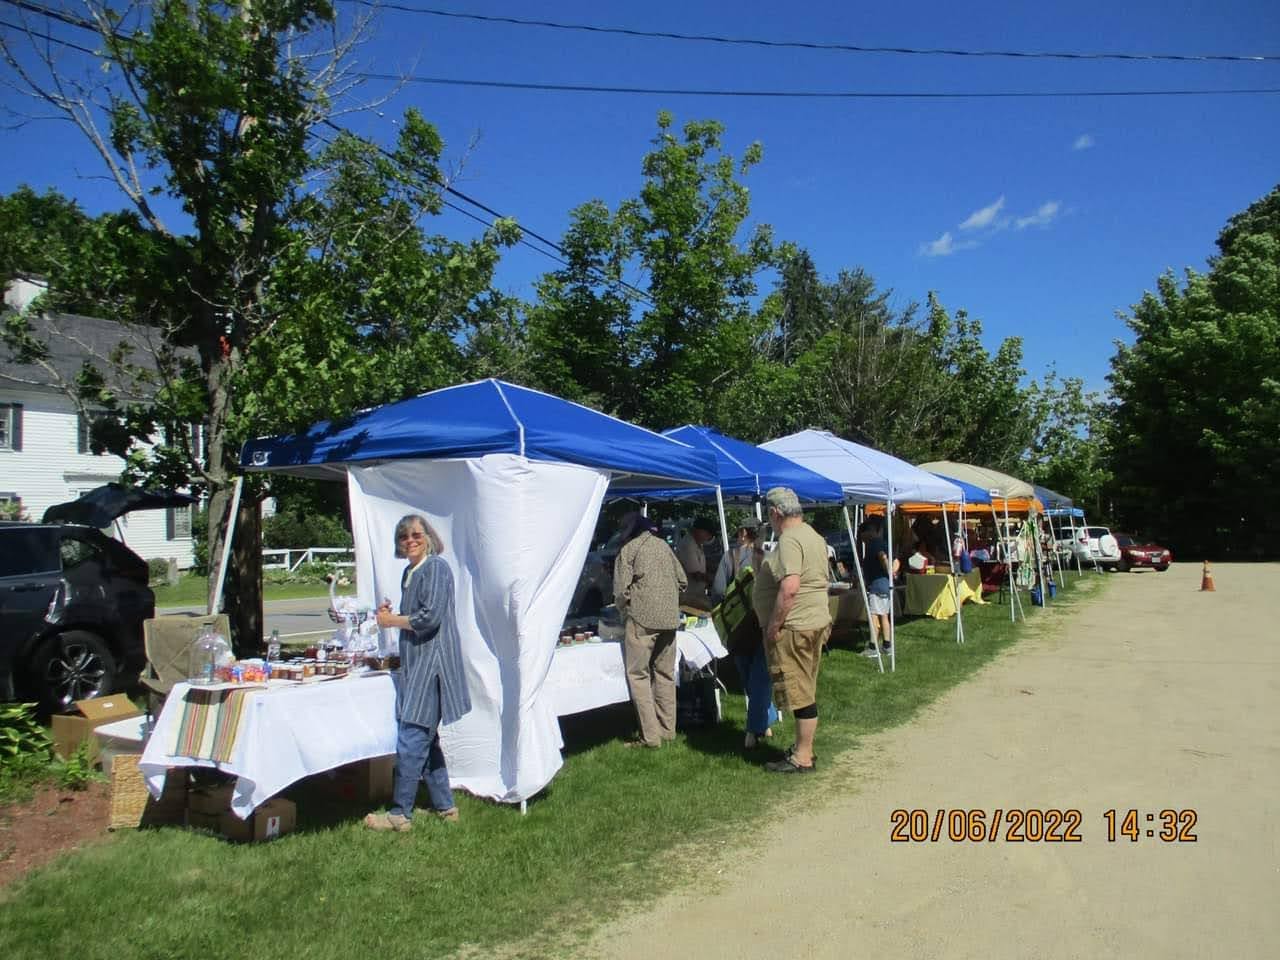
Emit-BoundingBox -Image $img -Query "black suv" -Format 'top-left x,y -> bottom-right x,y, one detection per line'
0,522 -> 155,713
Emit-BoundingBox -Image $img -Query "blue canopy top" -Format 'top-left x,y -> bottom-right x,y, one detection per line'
619,425 -> 846,505
1033,484 -> 1073,509
1046,506 -> 1085,518
934,473 -> 992,505
239,379 -> 720,491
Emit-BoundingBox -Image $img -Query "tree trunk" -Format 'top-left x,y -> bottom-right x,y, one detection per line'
224,494 -> 264,658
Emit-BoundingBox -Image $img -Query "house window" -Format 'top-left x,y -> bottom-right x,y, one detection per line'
77,410 -> 107,455
163,422 -> 206,461
0,403 -> 22,451
166,503 -> 193,540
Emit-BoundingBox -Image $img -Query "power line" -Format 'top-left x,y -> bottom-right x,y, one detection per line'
357,73 -> 1280,99
341,1 -> 1280,65
317,120 -> 654,304
7,3 -> 1278,101
0,16 -> 96,53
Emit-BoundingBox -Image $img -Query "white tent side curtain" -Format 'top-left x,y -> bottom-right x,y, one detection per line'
349,455 -> 609,803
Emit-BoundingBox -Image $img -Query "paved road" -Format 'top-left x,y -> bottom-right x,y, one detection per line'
586,563 -> 1280,959
157,596 -> 335,642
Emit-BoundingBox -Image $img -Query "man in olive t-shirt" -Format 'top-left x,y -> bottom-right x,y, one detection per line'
761,486 -> 832,774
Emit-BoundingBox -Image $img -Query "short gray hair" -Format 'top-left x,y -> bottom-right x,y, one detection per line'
393,514 -> 445,558
765,486 -> 803,518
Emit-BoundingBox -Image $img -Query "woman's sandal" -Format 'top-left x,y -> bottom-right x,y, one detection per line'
364,811 -> 413,832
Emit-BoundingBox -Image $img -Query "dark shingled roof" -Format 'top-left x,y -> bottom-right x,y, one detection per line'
0,309 -> 175,397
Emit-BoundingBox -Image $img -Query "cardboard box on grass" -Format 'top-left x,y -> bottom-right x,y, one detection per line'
218,797 -> 296,843
186,782 -> 296,842
323,755 -> 394,804
51,695 -> 143,766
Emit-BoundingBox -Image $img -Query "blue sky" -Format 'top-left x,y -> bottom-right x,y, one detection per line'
2,0 -> 1278,394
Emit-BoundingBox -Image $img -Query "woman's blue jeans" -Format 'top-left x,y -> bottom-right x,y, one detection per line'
390,719 -> 455,817
734,650 -> 779,736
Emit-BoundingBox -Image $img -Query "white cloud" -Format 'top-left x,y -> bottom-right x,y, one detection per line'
959,195 -> 1006,232
918,231 -> 979,257
1073,133 -> 1095,151
1015,200 -> 1061,230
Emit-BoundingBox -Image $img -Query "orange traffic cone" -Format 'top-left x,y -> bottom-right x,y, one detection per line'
1200,561 -> 1215,592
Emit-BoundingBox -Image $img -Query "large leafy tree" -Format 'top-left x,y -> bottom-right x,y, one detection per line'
524,112 -> 774,428
1107,184 -> 1280,558
1022,373 -> 1111,516
1,1 -> 515,647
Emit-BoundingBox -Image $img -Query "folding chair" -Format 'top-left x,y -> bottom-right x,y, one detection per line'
139,614 -> 231,718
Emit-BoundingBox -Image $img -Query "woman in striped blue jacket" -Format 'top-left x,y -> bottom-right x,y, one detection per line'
365,514 -> 472,832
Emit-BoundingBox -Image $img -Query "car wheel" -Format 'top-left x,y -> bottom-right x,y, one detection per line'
1118,558 -> 1129,573
1155,565 -> 1169,572
31,630 -> 118,714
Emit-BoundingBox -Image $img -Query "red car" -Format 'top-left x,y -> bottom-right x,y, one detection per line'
1114,533 -> 1172,572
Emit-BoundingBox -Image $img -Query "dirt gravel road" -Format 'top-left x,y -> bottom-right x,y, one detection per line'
586,563 -> 1280,959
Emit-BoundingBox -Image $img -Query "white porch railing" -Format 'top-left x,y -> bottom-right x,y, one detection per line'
262,547 -> 355,572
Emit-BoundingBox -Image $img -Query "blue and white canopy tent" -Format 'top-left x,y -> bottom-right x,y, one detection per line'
237,379 -> 721,806
760,430 -> 967,670
1036,485 -> 1085,578
619,425 -> 846,545
1032,485 -> 1076,582
621,423 -> 848,624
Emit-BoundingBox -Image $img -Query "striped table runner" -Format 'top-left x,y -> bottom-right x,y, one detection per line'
168,686 -> 264,763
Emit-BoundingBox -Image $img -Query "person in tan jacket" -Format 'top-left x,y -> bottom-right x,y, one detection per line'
613,513 -> 688,748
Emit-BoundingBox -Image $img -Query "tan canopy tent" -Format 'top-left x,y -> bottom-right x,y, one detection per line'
918,461 -> 1049,623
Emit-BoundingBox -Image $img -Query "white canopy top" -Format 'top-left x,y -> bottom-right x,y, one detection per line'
762,430 -> 965,505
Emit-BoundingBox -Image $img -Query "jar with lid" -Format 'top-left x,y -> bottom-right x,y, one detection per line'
190,623 -> 232,685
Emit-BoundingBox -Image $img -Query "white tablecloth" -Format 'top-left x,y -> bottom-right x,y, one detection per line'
140,676 -> 397,818
542,623 -> 729,717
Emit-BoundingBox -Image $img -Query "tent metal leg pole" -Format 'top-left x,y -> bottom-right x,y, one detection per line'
1033,513 -> 1048,605
211,475 -> 244,616
886,502 -> 896,671
520,799 -> 527,816
714,486 -> 731,559
843,503 -> 881,673
1002,501 -> 1016,623
942,507 -> 964,644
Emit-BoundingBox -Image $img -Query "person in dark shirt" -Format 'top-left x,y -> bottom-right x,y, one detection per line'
859,517 -> 895,659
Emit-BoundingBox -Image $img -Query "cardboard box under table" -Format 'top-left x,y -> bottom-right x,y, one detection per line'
187,782 -> 296,842
51,695 -> 143,766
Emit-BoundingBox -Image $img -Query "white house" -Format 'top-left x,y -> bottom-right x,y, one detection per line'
1,279 -> 196,567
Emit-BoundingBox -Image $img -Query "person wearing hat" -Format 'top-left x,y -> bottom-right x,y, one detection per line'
613,512 -> 687,748
759,486 -> 831,774
676,516 -> 718,609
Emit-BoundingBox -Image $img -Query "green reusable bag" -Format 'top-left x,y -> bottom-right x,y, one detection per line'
711,569 -> 755,651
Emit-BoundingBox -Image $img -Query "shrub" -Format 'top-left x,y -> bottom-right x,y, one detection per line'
56,739 -> 98,791
147,557 -> 171,584
262,511 -> 353,550
0,701 -> 52,767
0,701 -> 55,801
190,506 -> 210,576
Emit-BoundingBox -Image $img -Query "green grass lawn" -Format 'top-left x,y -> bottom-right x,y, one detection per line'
152,576 -> 334,607
0,571 -> 1107,960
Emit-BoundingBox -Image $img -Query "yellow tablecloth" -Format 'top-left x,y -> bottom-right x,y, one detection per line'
905,573 -> 986,619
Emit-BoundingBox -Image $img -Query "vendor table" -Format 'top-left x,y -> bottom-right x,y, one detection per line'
904,572 -> 985,620
542,623 -> 728,717
140,675 -> 397,819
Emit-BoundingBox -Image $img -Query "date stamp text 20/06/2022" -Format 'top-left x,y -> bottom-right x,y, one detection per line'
888,808 -> 1198,843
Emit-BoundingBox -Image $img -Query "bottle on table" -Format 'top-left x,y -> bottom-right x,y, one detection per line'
267,628 -> 281,662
